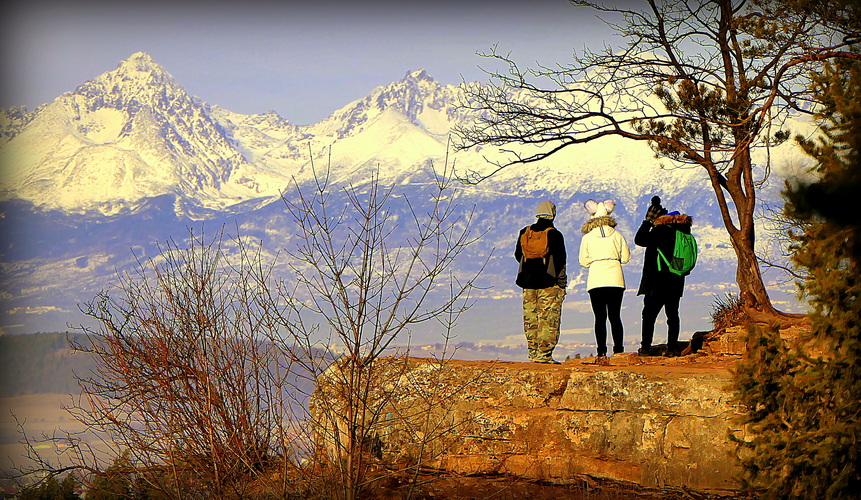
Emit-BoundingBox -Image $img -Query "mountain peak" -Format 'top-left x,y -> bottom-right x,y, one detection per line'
0,51 -> 248,212
113,51 -> 170,80
403,69 -> 432,82
127,51 -> 154,63
71,51 -> 181,107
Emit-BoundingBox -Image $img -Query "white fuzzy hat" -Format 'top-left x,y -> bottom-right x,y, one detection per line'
584,199 -> 616,218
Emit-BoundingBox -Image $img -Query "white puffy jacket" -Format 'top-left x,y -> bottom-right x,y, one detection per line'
578,216 -> 631,291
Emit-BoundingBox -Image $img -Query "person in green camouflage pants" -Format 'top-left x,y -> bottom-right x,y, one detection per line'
515,200 -> 567,364
521,286 -> 566,362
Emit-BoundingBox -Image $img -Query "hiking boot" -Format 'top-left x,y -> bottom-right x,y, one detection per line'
663,349 -> 678,358
533,358 -> 561,364
596,355 -> 610,366
637,347 -> 653,356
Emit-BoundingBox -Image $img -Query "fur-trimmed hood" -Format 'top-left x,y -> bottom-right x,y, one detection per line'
654,213 -> 693,227
581,215 -> 617,234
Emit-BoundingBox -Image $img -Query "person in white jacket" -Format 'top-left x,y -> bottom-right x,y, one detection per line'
579,199 -> 631,363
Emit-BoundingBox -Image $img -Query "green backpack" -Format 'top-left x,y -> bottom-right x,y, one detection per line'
657,230 -> 698,276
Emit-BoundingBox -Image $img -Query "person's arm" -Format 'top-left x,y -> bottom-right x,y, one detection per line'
636,197 -> 666,248
578,236 -> 591,268
514,228 -> 524,262
553,229 -> 567,272
619,233 -> 631,264
634,221 -> 654,248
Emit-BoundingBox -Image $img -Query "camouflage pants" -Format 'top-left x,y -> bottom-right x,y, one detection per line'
522,286 -> 566,361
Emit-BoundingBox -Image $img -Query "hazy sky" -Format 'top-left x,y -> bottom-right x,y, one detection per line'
1,0 -> 625,125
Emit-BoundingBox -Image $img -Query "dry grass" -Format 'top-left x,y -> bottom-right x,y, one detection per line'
710,294 -> 749,331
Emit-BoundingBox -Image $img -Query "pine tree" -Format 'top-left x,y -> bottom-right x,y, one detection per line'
88,453 -> 157,500
19,474 -> 82,500
731,57 -> 861,498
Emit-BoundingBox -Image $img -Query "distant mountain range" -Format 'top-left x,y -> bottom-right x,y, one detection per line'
0,52 -> 812,341
0,52 -> 474,215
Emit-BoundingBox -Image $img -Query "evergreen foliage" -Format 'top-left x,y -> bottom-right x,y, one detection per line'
19,474 -> 81,500
88,454 -> 161,500
731,56 -> 861,498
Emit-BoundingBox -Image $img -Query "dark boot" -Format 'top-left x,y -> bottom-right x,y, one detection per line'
664,342 -> 679,357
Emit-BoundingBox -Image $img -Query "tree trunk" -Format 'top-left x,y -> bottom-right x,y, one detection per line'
731,230 -> 778,316
709,148 -> 805,325
724,213 -> 805,325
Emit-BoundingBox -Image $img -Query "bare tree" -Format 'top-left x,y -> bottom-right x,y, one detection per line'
15,156 -> 487,500
454,0 -> 860,321
262,155 -> 488,500
58,228 -> 299,499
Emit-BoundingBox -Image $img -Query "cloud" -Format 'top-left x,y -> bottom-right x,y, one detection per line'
6,305 -> 71,315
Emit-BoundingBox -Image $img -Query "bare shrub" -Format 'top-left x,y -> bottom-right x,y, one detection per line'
262,158 -> 488,500
59,228 -> 299,498
14,158 -> 486,500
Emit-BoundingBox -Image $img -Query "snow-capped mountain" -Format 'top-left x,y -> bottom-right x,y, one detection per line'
0,52 -> 812,339
0,52 -> 724,216
0,55 -> 479,214
207,68 -> 469,194
0,53 -> 258,213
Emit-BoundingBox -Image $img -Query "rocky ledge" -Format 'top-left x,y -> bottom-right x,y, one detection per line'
309,326 -> 794,495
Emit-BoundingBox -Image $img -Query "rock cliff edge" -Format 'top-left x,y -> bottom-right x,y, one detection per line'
311,326 -> 780,495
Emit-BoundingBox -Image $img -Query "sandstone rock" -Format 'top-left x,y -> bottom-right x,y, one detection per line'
311,355 -> 745,494
698,327 -> 747,356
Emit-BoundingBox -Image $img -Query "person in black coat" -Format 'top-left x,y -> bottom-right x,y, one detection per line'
634,196 -> 693,357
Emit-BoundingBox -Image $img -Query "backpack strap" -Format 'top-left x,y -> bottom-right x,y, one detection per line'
656,247 -> 673,274
656,229 -> 678,275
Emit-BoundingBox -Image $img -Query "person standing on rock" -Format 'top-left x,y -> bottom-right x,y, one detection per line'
515,200 -> 567,364
579,199 -> 631,364
635,196 -> 697,357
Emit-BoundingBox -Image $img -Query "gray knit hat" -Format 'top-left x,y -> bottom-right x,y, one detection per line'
535,200 -> 556,220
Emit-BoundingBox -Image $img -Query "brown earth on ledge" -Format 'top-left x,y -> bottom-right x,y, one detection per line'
379,470 -> 757,499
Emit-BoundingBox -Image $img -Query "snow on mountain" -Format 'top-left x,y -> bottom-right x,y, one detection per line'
0,52 -> 257,214
317,68 -> 471,139
210,68 -> 471,190
0,52 -> 817,337
0,52 -> 812,220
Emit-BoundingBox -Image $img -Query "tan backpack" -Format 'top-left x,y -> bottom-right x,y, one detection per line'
520,227 -> 551,260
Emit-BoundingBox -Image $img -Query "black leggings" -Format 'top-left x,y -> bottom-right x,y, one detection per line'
588,287 -> 624,356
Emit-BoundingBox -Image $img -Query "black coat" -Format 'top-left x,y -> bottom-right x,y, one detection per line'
514,218 -> 567,289
634,213 -> 692,297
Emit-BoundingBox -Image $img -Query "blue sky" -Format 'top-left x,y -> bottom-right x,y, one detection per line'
1,0 -> 621,125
